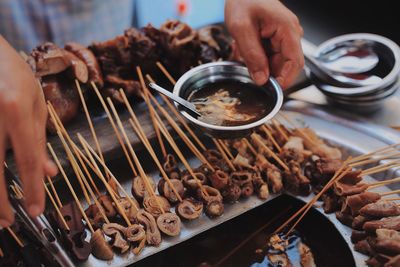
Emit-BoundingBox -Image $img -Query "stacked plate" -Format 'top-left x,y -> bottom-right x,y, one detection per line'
308,33 -> 400,113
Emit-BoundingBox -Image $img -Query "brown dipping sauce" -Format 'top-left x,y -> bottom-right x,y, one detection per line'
188,80 -> 275,126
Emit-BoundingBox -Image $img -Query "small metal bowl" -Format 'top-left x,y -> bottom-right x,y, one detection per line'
173,61 -> 283,139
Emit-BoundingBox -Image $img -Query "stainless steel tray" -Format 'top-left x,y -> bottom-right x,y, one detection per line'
78,100 -> 400,267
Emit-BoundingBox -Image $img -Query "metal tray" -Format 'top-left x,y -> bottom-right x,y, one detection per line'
77,100 -> 400,267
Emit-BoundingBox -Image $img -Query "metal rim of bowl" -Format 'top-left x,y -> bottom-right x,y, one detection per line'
314,33 -> 400,96
173,61 -> 283,132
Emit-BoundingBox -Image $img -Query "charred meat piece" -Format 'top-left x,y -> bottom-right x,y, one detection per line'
209,170 -> 230,190
98,195 -> 117,218
143,195 -> 171,218
59,201 -> 86,233
344,192 -> 381,216
360,201 -> 400,218
352,215 -> 371,230
363,216 -> 400,232
63,50 -> 89,83
163,154 -> 181,180
42,75 -> 80,132
182,172 -> 208,192
90,229 -> 114,260
156,212 -> 181,236
334,182 -> 369,196
231,171 -> 254,198
157,179 -> 185,204
233,154 -> 253,169
115,197 -> 139,223
385,255 -> 400,267
256,154 -> 283,193
104,74 -> 142,102
84,204 -> 106,229
196,185 -> 223,204
102,223 -> 130,253
335,211 -> 354,227
203,149 -> 223,165
205,200 -> 224,218
176,198 -> 203,220
136,209 -> 162,246
65,42 -> 104,87
252,171 -> 269,200
283,161 -> 311,196
354,239 -> 373,255
321,190 -> 341,213
198,25 -> 233,62
221,182 -> 242,203
351,230 -> 368,244
132,176 -> 156,201
126,224 -> 146,255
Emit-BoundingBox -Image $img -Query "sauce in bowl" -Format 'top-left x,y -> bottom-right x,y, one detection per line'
188,80 -> 275,127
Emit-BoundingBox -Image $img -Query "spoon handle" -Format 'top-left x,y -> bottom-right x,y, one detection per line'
148,83 -> 201,116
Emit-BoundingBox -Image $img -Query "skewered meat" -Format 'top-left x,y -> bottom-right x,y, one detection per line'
42,75 -> 80,132
360,201 -> 400,218
231,171 -> 254,197
351,230 -> 368,243
363,216 -> 400,232
203,149 -> 223,165
158,179 -> 185,204
373,239 -> 400,256
102,223 -> 130,253
283,161 -> 311,196
65,42 -> 104,87
198,25 -> 233,63
156,212 -> 181,236
136,209 -> 162,246
335,211 -> 354,227
182,172 -> 208,192
63,51 -> 89,83
321,191 -> 341,213
255,154 -> 283,193
126,224 -> 146,255
98,195 -> 117,218
59,201 -> 86,233
115,197 -> 139,223
354,239 -> 373,255
232,139 -> 252,158
352,215 -> 371,230
205,200 -> 224,218
232,154 -> 253,169
309,143 -> 342,160
344,192 -> 381,216
283,136 -> 304,151
85,204 -> 106,229
298,242 -> 316,267
104,74 -> 142,101
376,229 -> 400,241
196,185 -> 223,203
340,170 -> 362,185
90,229 -> 114,260
28,42 -> 72,77
334,182 -> 369,196
221,183 -> 241,203
280,148 -> 306,165
176,198 -> 203,220
252,171 -> 269,200
385,255 -> 400,267
143,195 -> 171,218
209,170 -> 230,190
163,154 -> 181,180
131,176 -> 156,201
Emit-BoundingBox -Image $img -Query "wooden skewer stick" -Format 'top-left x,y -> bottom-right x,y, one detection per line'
218,139 -> 234,160
146,74 -> 207,152
107,98 -> 165,214
128,118 -> 183,202
155,113 -> 209,196
43,182 -> 70,231
0,247 -> 4,258
261,125 -> 281,152
212,138 -> 236,171
136,68 -> 167,158
6,227 -> 24,248
75,80 -> 110,180
47,142 -> 95,233
242,138 -> 257,156
90,82 -> 138,177
361,161 -> 400,176
274,159 -> 351,234
78,135 -> 134,226
272,119 -> 289,142
380,189 -> 400,197
350,152 -> 400,167
10,185 -> 22,199
76,134 -> 139,212
156,61 -> 177,84
278,112 -> 316,145
46,176 -> 63,208
368,176 -> 400,189
47,103 -> 101,196
57,131 -> 110,224
383,197 -> 400,201
251,134 -> 289,171
350,143 -> 400,163
146,86 -> 215,171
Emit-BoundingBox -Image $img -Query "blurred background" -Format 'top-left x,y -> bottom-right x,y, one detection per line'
136,0 -> 399,45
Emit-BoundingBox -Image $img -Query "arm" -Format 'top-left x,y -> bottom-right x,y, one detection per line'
0,35 -> 57,227
225,0 -> 304,88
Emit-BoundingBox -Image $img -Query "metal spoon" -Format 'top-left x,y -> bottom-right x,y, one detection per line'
317,46 -> 379,74
148,83 -> 201,116
304,54 -> 382,87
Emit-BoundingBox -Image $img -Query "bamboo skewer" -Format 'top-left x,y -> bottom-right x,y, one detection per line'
350,143 -> 400,163
107,98 -> 165,214
43,182 -> 70,231
262,125 -> 281,152
120,89 -> 182,202
251,134 -> 289,171
90,82 -> 138,177
360,161 -> 400,176
368,176 -> 400,189
6,227 -> 24,247
47,142 -> 95,233
218,139 -> 234,160
146,74 -> 207,152
78,135 -> 133,226
146,87 -> 215,171
384,197 -> 400,201
75,80 -> 109,180
212,139 -> 236,171
350,152 -> 400,167
10,185 -> 22,199
272,119 -> 289,142
380,189 -> 400,197
57,131 -> 110,224
136,67 -> 167,158
46,176 -> 62,208
47,103 -> 101,196
242,138 -> 257,156
156,61 -> 176,85
278,112 -> 316,145
155,113 -> 209,196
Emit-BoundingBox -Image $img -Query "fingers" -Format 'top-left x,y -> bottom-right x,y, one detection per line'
226,19 -> 270,85
0,122 -> 15,227
7,99 -> 45,217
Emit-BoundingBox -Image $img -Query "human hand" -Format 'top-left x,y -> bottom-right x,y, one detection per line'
225,0 -> 304,89
0,36 -> 57,227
